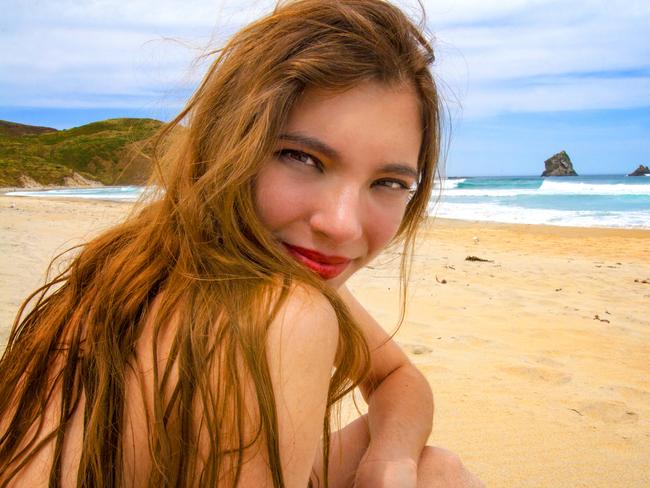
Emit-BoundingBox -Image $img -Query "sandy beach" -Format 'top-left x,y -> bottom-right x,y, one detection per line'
1,194 -> 649,487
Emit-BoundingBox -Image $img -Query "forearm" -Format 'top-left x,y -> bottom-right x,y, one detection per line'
364,363 -> 433,464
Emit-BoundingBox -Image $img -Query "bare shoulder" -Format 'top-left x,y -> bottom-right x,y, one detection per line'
269,283 -> 339,345
276,282 -> 338,323
266,283 -> 339,388
237,283 -> 338,486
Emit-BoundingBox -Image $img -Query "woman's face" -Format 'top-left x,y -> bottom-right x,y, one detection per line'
255,81 -> 422,288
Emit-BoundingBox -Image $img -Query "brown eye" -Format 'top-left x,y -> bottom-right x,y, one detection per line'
374,178 -> 412,191
278,149 -> 321,170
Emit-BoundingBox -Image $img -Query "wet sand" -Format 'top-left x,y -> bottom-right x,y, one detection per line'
1,194 -> 649,487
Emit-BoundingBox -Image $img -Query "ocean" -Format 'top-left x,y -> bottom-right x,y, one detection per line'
432,175 -> 650,229
6,175 -> 650,229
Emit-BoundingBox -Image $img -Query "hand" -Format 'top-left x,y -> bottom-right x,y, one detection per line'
353,456 -> 418,488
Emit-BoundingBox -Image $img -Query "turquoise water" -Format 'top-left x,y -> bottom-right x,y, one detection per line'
433,175 -> 650,228
7,175 -> 650,229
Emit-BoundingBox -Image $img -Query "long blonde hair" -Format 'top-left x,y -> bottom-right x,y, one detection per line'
0,1 -> 441,486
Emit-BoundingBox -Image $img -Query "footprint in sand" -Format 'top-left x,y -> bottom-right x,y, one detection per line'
576,400 -> 639,424
531,356 -> 565,368
604,385 -> 650,404
402,343 -> 433,355
500,365 -> 572,385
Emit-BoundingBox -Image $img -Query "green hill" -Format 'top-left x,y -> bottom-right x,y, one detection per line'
0,118 -> 164,187
0,120 -> 57,137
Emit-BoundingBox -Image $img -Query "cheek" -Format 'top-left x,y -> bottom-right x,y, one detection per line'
255,188 -> 288,231
365,205 -> 405,255
254,167 -> 309,232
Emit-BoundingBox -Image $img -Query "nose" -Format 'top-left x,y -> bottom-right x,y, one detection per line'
309,184 -> 364,244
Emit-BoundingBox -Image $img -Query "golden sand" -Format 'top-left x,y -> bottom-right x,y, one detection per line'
1,195 -> 649,487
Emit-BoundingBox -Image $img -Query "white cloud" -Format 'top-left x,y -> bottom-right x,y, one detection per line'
424,0 -> 650,116
1,0 -> 649,117
3,0 -> 268,29
461,76 -> 650,116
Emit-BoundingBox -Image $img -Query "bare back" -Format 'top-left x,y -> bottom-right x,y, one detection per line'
5,286 -> 339,487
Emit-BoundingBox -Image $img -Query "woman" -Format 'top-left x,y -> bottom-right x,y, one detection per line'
0,1 -> 483,486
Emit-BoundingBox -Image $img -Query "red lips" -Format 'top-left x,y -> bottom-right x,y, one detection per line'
282,243 -> 351,280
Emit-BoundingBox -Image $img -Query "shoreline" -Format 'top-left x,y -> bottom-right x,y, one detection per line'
428,216 -> 650,238
4,190 -> 650,232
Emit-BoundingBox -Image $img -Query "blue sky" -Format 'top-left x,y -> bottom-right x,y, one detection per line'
1,0 -> 648,176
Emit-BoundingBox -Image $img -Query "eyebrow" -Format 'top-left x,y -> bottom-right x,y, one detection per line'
278,132 -> 419,180
278,132 -> 341,161
379,163 -> 419,180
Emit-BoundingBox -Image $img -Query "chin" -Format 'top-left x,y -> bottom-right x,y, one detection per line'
325,268 -> 356,289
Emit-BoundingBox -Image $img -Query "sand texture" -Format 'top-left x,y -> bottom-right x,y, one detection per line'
1,194 -> 649,487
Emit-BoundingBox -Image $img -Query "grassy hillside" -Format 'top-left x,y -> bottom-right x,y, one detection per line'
0,120 -> 57,137
0,118 -> 163,187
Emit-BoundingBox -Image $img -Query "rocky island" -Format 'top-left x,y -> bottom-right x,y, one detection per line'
627,164 -> 650,176
541,150 -> 578,176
